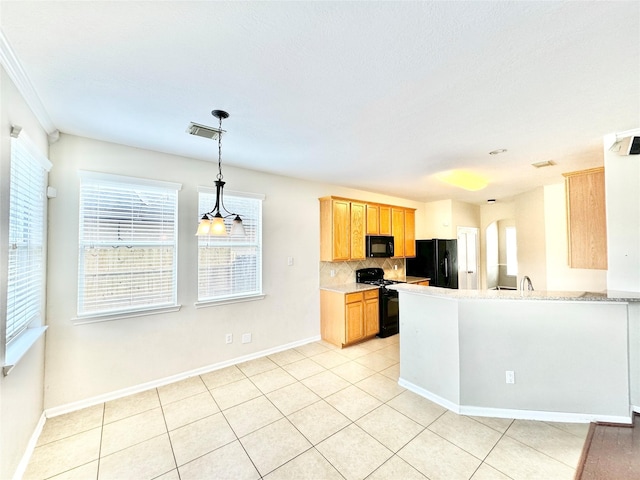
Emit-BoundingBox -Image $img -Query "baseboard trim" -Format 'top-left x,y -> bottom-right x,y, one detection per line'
398,377 -> 633,425
12,412 -> 46,480
45,335 -> 321,418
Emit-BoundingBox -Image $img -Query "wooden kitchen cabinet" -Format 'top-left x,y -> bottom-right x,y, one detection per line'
404,209 -> 416,257
392,208 -> 405,258
320,289 -> 379,347
350,202 -> 366,260
417,280 -> 430,286
379,206 -> 392,235
563,167 -> 607,270
366,204 -> 379,235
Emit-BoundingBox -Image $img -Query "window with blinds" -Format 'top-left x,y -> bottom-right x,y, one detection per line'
197,190 -> 263,302
77,172 -> 181,317
6,130 -> 51,346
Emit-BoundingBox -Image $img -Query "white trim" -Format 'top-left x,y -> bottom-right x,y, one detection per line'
198,185 -> 265,200
3,326 -> 47,376
0,29 -> 57,135
45,335 -> 321,418
399,377 -> 633,425
195,294 -> 265,309
72,305 -> 181,325
78,170 -> 182,191
11,412 -> 47,480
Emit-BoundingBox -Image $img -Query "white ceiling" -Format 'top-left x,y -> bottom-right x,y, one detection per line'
1,1 -> 638,204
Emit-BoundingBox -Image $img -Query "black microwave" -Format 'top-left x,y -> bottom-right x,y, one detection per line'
366,235 -> 394,257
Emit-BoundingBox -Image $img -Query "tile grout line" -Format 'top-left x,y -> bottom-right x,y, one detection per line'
156,385 -> 182,480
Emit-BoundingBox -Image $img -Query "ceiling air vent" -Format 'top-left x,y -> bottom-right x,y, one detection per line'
186,122 -> 224,140
617,136 -> 640,156
531,160 -> 556,168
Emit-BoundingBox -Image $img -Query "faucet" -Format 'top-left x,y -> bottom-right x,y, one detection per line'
520,275 -> 534,291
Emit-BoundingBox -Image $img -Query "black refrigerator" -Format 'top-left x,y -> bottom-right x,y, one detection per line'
406,239 -> 458,289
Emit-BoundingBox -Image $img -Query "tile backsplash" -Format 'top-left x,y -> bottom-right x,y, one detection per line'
319,258 -> 405,286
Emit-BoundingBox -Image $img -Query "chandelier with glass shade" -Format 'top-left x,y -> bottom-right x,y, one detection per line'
191,110 -> 245,237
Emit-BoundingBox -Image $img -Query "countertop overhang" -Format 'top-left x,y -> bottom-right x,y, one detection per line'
388,283 -> 640,302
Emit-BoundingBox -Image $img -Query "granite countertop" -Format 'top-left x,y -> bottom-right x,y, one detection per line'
389,283 -> 640,302
320,276 -> 431,294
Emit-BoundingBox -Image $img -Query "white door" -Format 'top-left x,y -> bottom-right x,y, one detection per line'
457,227 -> 479,290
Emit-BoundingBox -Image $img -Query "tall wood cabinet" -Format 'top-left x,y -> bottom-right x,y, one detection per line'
563,167 -> 607,270
320,289 -> 379,347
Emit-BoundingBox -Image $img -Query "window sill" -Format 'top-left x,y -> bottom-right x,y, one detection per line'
195,294 -> 265,309
72,305 -> 182,325
3,326 -> 48,376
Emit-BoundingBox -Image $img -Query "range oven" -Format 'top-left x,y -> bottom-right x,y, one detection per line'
355,267 -> 404,338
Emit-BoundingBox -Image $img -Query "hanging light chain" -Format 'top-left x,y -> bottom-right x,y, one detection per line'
217,114 -> 223,181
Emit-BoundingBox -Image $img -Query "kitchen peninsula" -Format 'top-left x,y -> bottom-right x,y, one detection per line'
391,283 -> 640,424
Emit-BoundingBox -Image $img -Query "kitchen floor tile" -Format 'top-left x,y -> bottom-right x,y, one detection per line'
237,356 -> 279,377
484,435 -> 576,480
281,357 -> 326,380
505,419 -> 587,467
266,382 -> 321,416
287,400 -> 350,445
209,378 -> 263,410
470,463 -> 513,479
201,365 -> 246,390
367,455 -> 428,480
355,372 -> 405,402
103,388 -> 159,425
37,404 -> 104,445
47,460 -> 98,480
316,424 -> 393,480
248,366 -> 297,394
543,420 -> 590,438
386,390 -> 447,427
336,344 -> 370,359
294,342 -> 330,357
330,360 -> 376,383
428,411 -> 503,459
307,350 -> 349,369
100,407 -> 167,456
268,348 -> 306,366
380,363 -> 400,381
376,344 -> 400,361
354,351 -> 398,371
24,428 -> 101,480
240,418 -> 312,476
356,404 -> 424,452
224,395 -> 283,437
398,428 -> 482,480
325,385 -> 381,421
168,412 -> 236,466
301,370 -> 350,398
162,391 -> 219,431
157,376 -> 207,405
178,440 -> 260,480
97,433 -> 175,480
263,448 -> 343,480
153,469 -> 180,480
469,415 -> 514,434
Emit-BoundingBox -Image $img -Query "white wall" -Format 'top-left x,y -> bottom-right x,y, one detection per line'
45,134 -> 426,410
0,67 -> 49,480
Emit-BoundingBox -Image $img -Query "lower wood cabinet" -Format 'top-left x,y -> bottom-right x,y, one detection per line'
417,280 -> 430,286
320,289 -> 379,347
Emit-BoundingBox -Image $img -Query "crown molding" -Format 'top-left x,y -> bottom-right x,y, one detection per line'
0,27 -> 58,138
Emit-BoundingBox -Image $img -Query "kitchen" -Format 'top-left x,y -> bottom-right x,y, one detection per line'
1,2 -> 639,479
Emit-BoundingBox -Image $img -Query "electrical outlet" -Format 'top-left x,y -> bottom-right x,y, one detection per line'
225,333 -> 233,344
242,333 -> 252,344
287,256 -> 294,266
505,370 -> 515,384
330,269 -> 336,277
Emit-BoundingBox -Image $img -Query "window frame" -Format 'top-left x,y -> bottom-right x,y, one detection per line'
195,187 -> 264,308
75,171 -> 182,323
3,127 -> 51,374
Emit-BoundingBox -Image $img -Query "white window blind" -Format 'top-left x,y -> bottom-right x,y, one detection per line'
78,172 -> 181,317
6,130 -> 51,345
198,190 -> 263,302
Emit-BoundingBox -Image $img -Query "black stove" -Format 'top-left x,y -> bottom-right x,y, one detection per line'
355,268 -> 403,338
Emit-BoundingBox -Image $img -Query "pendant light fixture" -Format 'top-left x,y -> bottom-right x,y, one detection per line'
193,110 -> 246,237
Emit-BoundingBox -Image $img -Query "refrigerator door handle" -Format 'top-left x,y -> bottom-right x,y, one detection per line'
444,253 -> 449,282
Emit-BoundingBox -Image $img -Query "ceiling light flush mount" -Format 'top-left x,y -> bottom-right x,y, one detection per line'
193,110 -> 245,237
531,160 -> 556,169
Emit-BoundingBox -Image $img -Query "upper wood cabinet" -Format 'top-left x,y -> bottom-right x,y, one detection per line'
350,202 -> 366,260
563,167 -> 607,270
391,208 -> 405,258
320,196 -> 416,261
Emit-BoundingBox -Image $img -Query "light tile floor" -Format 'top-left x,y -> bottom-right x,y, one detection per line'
24,336 -> 589,480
